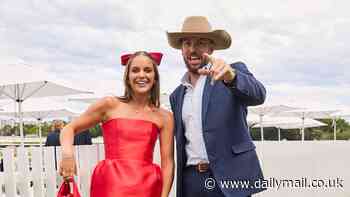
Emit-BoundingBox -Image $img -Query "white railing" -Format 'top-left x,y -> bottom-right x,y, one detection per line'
0,144 -> 106,197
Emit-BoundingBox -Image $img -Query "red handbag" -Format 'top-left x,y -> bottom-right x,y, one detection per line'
57,178 -> 81,197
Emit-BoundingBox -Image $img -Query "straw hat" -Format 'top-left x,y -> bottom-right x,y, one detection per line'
166,16 -> 232,50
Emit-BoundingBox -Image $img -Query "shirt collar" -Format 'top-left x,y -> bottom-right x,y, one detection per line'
181,72 -> 192,88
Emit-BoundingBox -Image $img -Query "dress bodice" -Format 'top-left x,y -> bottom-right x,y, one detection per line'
101,118 -> 159,163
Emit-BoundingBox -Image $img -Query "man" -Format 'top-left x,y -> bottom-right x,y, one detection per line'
167,16 -> 266,197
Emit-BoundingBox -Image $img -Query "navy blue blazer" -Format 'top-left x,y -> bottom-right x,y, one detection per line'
170,62 -> 267,197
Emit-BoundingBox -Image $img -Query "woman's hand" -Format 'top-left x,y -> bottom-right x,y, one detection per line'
59,154 -> 77,180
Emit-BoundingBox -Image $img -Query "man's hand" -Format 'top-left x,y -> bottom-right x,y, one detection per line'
198,53 -> 236,83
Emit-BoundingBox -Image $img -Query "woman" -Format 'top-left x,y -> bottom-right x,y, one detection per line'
59,51 -> 174,197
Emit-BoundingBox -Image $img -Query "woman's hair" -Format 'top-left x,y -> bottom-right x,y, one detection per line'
51,120 -> 65,131
118,51 -> 160,108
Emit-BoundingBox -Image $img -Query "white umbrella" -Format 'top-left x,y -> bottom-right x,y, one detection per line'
274,109 -> 338,141
248,105 -> 300,141
0,63 -> 92,146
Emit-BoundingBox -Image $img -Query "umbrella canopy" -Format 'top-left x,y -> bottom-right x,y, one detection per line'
0,63 -> 93,145
0,81 -> 92,100
248,105 -> 300,141
0,63 -> 93,99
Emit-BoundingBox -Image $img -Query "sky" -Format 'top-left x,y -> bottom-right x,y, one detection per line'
0,0 -> 350,114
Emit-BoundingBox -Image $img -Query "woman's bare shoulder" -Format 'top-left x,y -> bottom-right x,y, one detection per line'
96,96 -> 120,108
156,107 -> 173,128
88,96 -> 120,120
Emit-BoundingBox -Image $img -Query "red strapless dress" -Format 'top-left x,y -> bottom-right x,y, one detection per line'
90,118 -> 162,197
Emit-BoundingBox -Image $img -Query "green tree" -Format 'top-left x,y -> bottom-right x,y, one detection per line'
90,124 -> 102,137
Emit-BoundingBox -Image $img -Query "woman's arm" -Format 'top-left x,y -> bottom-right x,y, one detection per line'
159,110 -> 175,197
59,96 -> 116,178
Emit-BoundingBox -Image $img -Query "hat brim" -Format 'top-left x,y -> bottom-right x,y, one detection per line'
166,30 -> 232,50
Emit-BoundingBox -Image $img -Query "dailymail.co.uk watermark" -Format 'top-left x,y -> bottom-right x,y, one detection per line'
204,177 -> 344,191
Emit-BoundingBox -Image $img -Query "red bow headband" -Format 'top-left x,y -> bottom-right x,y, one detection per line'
121,52 -> 163,66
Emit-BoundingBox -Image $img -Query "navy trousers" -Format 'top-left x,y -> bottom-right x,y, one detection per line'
183,166 -> 251,197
